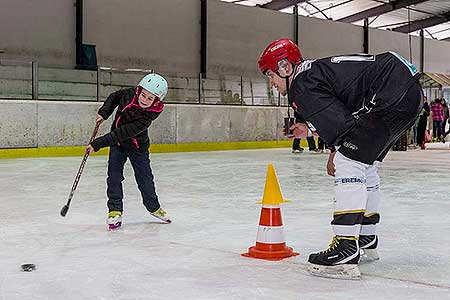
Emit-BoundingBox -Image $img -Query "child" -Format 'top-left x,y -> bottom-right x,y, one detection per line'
86,73 -> 171,230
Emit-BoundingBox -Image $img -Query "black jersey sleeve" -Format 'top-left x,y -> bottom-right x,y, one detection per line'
290,68 -> 356,146
98,89 -> 127,120
294,111 -> 305,123
90,118 -> 152,151
301,94 -> 356,146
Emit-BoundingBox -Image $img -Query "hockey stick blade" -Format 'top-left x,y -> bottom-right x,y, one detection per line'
60,204 -> 69,217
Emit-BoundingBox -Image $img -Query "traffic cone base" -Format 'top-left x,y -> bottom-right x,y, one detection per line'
242,242 -> 299,261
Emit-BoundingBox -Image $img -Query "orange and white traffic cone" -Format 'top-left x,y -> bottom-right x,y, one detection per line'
242,164 -> 299,261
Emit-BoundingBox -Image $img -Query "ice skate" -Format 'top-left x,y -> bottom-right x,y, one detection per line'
359,235 -> 379,262
150,207 -> 171,223
307,236 -> 361,280
292,148 -> 304,154
107,211 -> 122,230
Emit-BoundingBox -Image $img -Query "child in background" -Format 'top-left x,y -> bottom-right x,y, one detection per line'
86,73 -> 171,230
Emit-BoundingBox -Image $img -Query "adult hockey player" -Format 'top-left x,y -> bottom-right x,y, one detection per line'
257,38 -> 422,279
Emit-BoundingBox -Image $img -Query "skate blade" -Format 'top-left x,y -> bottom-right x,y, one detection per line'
360,249 -> 380,262
307,263 -> 361,280
108,222 -> 122,231
149,214 -> 172,224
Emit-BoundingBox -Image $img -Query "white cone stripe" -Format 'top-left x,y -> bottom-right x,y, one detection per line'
256,225 -> 286,244
262,205 -> 281,209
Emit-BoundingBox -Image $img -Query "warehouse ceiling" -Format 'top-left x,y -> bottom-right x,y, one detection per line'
221,0 -> 450,41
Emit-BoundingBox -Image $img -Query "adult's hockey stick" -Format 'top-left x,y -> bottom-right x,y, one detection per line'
60,120 -> 101,217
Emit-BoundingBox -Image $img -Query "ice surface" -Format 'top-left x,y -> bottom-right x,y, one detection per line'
1,148 -> 449,300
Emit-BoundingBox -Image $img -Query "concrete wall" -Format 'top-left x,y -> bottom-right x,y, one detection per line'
84,0 -> 200,76
369,28 -> 421,71
298,15 -> 363,59
424,38 -> 450,74
0,101 -> 38,148
0,0 -> 75,67
1,0 -> 450,77
0,100 -> 285,149
207,1 -> 292,78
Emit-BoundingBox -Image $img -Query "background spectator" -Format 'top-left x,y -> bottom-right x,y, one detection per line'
417,97 -> 430,149
441,97 -> 448,137
430,98 -> 444,141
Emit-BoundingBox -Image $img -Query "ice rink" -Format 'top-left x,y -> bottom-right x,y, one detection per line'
1,148 -> 449,300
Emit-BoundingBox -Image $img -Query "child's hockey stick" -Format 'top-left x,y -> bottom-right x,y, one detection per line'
60,120 -> 101,217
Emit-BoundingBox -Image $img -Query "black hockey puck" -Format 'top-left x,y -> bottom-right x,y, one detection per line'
21,264 -> 36,272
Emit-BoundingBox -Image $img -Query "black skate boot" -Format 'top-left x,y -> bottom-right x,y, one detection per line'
359,235 -> 379,261
308,236 -> 361,280
292,147 -> 304,154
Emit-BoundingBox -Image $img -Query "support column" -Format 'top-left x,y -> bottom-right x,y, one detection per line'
363,18 -> 369,54
32,61 -> 38,100
420,29 -> 424,74
293,5 -> 299,45
75,0 -> 83,67
200,0 -> 207,79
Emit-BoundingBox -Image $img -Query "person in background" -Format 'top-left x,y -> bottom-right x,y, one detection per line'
291,111 -> 321,153
441,97 -> 450,143
291,138 -> 304,153
441,98 -> 448,139
291,111 -> 304,153
416,97 -> 430,149
430,98 -> 444,141
317,137 -> 327,153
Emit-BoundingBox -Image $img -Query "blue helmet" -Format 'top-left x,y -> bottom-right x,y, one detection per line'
138,73 -> 168,101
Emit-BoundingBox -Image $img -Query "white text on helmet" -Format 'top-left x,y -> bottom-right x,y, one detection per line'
269,44 -> 284,52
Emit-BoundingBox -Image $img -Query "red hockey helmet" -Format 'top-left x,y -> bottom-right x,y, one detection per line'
257,38 -> 302,75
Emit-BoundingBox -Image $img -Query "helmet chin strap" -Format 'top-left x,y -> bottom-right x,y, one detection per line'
275,64 -> 294,98
285,77 -> 290,97
276,64 -> 295,125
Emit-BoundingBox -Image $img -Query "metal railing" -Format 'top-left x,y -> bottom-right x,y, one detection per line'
0,59 -> 289,107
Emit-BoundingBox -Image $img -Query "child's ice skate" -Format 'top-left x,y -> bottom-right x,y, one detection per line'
150,207 -> 171,223
307,236 -> 361,280
107,211 -> 122,230
359,235 -> 379,262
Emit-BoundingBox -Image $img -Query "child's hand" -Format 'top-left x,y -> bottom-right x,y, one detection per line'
96,114 -> 104,124
86,144 -> 94,155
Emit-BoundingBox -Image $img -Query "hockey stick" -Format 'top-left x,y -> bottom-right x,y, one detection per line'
60,120 -> 101,217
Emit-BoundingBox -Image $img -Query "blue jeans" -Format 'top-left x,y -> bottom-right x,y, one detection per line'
433,120 -> 443,138
106,146 -> 160,213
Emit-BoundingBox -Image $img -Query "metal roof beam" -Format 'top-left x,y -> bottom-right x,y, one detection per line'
337,0 -> 428,24
393,12 -> 450,33
261,0 -> 308,11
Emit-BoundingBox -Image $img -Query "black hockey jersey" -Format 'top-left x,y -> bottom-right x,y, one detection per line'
288,52 -> 420,148
91,88 -> 163,152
